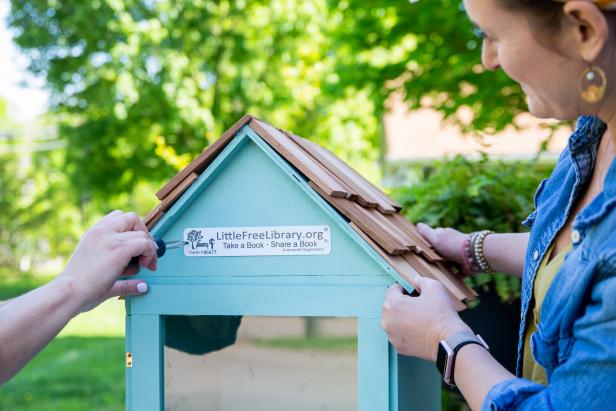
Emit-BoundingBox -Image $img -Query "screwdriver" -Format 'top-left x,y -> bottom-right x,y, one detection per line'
127,237 -> 188,268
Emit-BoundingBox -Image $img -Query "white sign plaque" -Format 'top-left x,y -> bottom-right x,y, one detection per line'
183,225 -> 331,257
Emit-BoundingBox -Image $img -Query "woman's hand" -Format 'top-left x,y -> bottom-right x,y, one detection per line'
417,223 -> 475,277
381,276 -> 471,361
58,210 -> 158,312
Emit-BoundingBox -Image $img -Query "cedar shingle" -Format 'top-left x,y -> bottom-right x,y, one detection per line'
351,223 -> 466,311
286,132 -> 401,214
250,119 -> 351,198
310,182 -> 409,254
403,253 -> 476,302
387,213 -> 443,262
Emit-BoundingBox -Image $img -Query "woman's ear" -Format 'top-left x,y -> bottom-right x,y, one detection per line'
563,1 -> 610,62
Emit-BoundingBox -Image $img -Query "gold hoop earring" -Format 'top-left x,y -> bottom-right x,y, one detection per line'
579,64 -> 607,103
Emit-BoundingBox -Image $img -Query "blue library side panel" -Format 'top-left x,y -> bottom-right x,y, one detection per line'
146,132 -> 389,279
125,315 -> 132,410
397,354 -> 442,411
127,315 -> 165,411
358,317 -> 390,411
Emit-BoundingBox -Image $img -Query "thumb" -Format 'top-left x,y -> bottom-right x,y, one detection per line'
416,223 -> 437,245
406,274 -> 430,293
106,280 -> 149,299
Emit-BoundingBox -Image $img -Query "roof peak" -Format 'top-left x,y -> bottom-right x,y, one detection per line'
144,114 -> 475,308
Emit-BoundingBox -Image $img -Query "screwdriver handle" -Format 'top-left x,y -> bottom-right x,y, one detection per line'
127,238 -> 166,268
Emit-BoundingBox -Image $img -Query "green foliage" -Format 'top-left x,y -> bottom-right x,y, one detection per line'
328,0 -> 525,134
0,96 -> 81,277
0,336 -> 125,411
391,156 -> 553,301
7,0 -> 382,206
0,153 -> 24,272
7,0 -> 530,209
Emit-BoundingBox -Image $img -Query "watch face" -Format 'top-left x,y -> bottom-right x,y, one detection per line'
437,342 -> 447,375
436,341 -> 454,385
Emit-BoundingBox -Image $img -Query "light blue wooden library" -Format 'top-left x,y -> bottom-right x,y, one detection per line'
125,122 -> 442,410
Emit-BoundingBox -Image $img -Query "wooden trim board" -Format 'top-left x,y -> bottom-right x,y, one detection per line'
160,172 -> 198,212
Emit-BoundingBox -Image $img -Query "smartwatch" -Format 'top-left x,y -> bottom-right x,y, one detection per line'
436,330 -> 489,387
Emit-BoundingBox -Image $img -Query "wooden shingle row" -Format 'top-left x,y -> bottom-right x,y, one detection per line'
145,114 -> 476,307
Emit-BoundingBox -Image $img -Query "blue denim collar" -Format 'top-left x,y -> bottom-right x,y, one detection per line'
568,116 -> 616,232
568,116 -> 606,188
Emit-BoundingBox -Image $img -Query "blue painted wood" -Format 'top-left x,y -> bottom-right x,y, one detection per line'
136,274 -> 392,287
123,125 -> 435,410
358,317 -> 390,410
389,344 -> 399,411
141,130 -> 391,281
397,354 -> 442,411
125,315 -> 132,411
134,127 -> 413,292
128,315 -> 164,411
130,284 -> 387,317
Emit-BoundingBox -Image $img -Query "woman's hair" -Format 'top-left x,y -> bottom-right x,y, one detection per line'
500,0 -> 564,29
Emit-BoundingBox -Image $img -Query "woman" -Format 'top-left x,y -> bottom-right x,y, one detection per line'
0,210 -> 157,384
381,0 -> 616,410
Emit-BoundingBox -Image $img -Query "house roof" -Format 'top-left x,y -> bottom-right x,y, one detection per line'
144,114 -> 476,308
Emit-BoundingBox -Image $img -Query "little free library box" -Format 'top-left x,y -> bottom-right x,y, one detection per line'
126,115 -> 476,410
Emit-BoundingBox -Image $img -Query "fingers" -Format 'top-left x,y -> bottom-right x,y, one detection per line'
114,230 -> 156,243
406,273 -> 425,291
105,280 -> 149,299
96,209 -> 124,225
384,283 -> 404,309
119,237 -> 158,274
385,283 -> 404,299
416,223 -> 437,245
107,211 -> 150,234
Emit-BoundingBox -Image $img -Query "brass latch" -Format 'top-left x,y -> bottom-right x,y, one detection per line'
126,352 -> 133,368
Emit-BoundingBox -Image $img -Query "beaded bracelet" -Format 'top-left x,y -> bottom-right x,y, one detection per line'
462,235 -> 482,273
473,230 -> 495,273
463,230 -> 495,273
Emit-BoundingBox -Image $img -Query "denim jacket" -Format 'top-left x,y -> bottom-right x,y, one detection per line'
482,116 -> 616,410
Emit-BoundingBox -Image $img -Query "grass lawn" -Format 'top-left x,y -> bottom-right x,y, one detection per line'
0,336 -> 125,411
0,277 -> 127,410
1,278 -> 463,410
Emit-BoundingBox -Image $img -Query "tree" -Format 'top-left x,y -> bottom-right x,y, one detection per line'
0,96 -> 81,277
327,0 -> 525,135
7,0 -> 381,206
8,0 -> 530,211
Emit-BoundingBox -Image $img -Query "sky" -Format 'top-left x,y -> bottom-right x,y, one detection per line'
0,0 -> 49,122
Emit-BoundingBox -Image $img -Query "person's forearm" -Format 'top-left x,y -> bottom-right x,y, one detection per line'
0,276 -> 85,384
454,344 -> 515,411
482,232 -> 529,278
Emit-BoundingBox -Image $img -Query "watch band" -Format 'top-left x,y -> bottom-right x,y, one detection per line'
439,330 -> 489,387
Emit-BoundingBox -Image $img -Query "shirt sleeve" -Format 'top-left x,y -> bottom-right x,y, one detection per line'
481,268 -> 616,410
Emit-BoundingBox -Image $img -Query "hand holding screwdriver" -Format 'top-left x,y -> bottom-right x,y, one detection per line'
127,238 -> 188,268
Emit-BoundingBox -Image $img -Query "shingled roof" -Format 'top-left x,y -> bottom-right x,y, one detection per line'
144,114 -> 476,308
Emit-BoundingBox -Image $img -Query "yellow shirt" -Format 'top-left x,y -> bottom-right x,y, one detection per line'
522,241 -> 573,384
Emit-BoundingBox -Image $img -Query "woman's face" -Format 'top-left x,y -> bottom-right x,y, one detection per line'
463,0 -> 584,120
